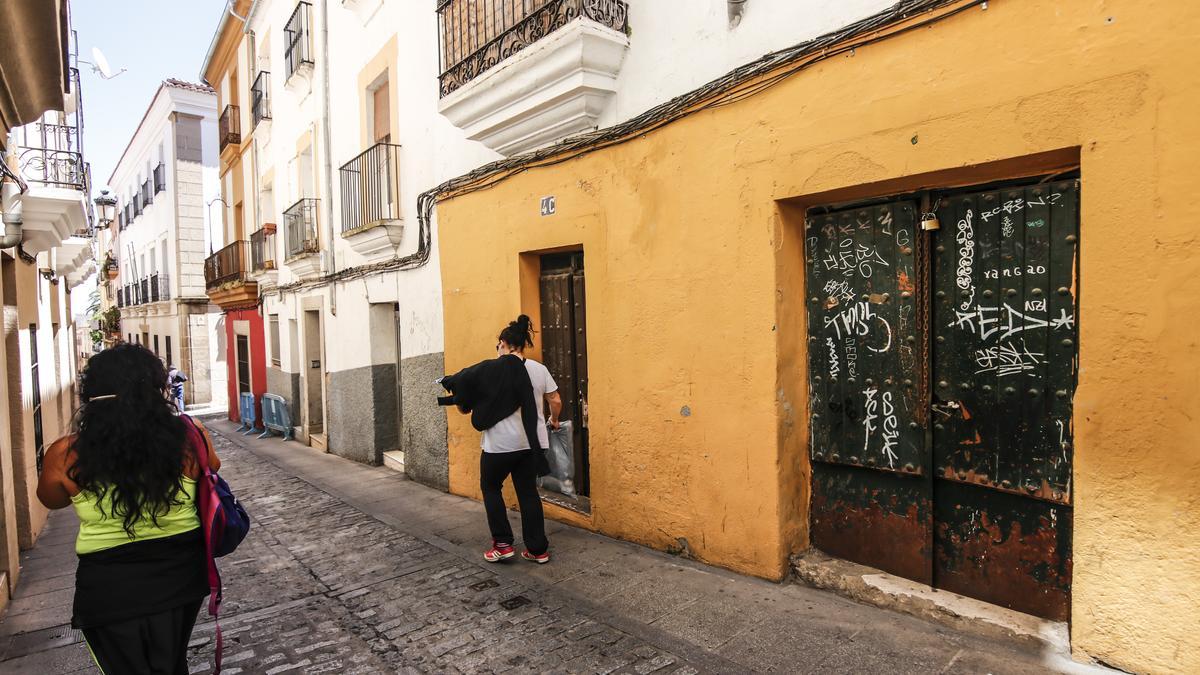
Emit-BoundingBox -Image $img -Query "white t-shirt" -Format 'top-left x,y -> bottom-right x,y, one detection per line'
481,358 -> 558,454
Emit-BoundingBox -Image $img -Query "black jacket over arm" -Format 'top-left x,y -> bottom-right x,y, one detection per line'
439,354 -> 544,460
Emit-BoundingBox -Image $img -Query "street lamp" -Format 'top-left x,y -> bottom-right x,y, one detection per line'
94,190 -> 117,230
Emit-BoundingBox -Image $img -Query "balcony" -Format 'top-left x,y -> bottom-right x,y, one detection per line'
149,273 -> 170,302
115,274 -> 171,309
219,104 -> 241,153
283,198 -> 321,277
9,109 -> 92,253
251,71 -> 272,131
133,192 -> 143,217
153,162 -> 167,193
204,241 -> 259,309
141,177 -> 153,207
284,3 -> 315,89
436,0 -> 629,156
250,226 -> 277,275
338,143 -> 403,262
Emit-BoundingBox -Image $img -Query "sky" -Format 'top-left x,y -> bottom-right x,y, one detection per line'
73,0 -> 227,192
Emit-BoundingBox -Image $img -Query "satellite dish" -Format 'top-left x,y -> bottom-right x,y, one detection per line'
81,47 -> 127,80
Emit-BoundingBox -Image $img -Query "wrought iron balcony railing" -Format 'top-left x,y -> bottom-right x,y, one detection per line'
133,192 -> 143,217
153,162 -> 167,193
148,273 -> 171,302
219,104 -> 241,152
250,227 -> 276,272
205,240 -> 252,289
285,2 -> 314,82
141,177 -> 153,207
338,142 -> 401,233
284,198 -> 320,258
12,122 -> 87,190
436,0 -> 628,97
252,71 -> 272,127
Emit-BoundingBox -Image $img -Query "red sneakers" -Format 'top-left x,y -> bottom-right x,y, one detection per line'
521,550 -> 551,564
484,542 -> 515,562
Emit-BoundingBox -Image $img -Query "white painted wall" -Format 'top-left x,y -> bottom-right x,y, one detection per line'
108,83 -> 225,406
237,0 -> 905,377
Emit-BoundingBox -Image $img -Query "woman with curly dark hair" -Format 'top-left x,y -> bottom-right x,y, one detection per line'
36,343 -> 219,674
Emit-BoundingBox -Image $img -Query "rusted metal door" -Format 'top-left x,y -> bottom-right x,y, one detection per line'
931,181 -> 1078,620
539,252 -> 590,497
806,179 -> 1079,620
806,201 -> 931,583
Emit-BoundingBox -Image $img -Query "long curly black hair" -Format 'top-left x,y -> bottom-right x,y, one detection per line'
69,343 -> 190,536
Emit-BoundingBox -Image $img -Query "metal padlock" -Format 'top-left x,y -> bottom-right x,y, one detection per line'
920,212 -> 941,231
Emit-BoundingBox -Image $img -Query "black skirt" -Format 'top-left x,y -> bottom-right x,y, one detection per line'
72,528 -> 209,629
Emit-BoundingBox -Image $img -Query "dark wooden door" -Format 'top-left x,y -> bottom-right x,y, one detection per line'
539,252 -> 590,496
236,334 -> 252,397
806,179 -> 1079,620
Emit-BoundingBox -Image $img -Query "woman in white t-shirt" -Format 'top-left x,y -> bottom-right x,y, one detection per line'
479,315 -> 561,564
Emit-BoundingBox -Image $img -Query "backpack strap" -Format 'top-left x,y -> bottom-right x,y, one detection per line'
182,415 -> 225,674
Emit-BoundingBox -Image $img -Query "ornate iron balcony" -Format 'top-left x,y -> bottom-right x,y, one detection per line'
285,2 -> 314,82
338,142 -> 401,233
205,240 -> 252,289
437,0 -> 628,97
153,162 -> 167,193
252,71 -> 272,127
219,104 -> 241,152
13,122 -> 86,190
283,198 -> 320,258
250,227 -> 277,272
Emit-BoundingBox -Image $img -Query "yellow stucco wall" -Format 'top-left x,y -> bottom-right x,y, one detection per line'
438,1 -> 1200,671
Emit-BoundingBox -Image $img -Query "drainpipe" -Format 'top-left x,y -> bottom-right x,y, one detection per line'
318,0 -> 337,316
728,0 -> 748,28
1,179 -> 24,249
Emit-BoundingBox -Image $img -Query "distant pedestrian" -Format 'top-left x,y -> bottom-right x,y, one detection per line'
439,315 -> 561,564
168,364 -> 188,412
36,343 -> 219,674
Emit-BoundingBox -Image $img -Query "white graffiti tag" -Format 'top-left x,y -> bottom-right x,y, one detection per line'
956,209 -> 976,310
950,303 -> 1050,341
862,387 -> 879,454
974,340 -> 1045,377
824,301 -> 893,353
881,391 -> 899,467
827,337 -> 841,379
823,279 -> 856,305
823,239 -> 891,278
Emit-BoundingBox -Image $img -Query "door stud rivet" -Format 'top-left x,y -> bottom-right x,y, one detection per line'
1032,288 -> 1044,297
1057,287 -> 1070,296
1061,339 -> 1073,347
938,380 -> 949,388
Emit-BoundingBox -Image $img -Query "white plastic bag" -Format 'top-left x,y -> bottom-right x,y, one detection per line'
538,420 -> 576,497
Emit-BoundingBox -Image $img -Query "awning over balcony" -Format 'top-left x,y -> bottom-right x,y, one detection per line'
0,0 -> 71,147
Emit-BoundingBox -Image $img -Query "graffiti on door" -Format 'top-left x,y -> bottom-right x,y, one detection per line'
806,179 -> 1079,620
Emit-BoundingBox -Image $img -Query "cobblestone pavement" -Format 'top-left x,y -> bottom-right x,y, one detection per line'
0,420 -> 1100,674
183,431 -> 706,675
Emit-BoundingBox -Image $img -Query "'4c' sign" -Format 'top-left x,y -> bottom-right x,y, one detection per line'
540,196 -> 556,217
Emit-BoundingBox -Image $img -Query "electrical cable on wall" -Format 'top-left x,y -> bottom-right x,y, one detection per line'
263,0 -> 988,301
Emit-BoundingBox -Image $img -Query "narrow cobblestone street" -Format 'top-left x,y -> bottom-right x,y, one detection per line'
0,421 -> 1098,674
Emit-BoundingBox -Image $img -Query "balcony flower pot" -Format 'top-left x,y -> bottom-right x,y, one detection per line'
106,267 -> 119,280
263,222 -> 276,235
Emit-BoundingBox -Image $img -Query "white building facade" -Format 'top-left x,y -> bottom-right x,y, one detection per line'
201,0 -> 904,487
109,80 -> 227,410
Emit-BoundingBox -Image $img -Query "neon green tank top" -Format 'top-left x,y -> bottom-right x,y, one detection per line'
71,478 -> 200,555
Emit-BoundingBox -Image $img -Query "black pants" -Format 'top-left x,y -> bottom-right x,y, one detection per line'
480,449 -> 548,555
82,599 -> 203,674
